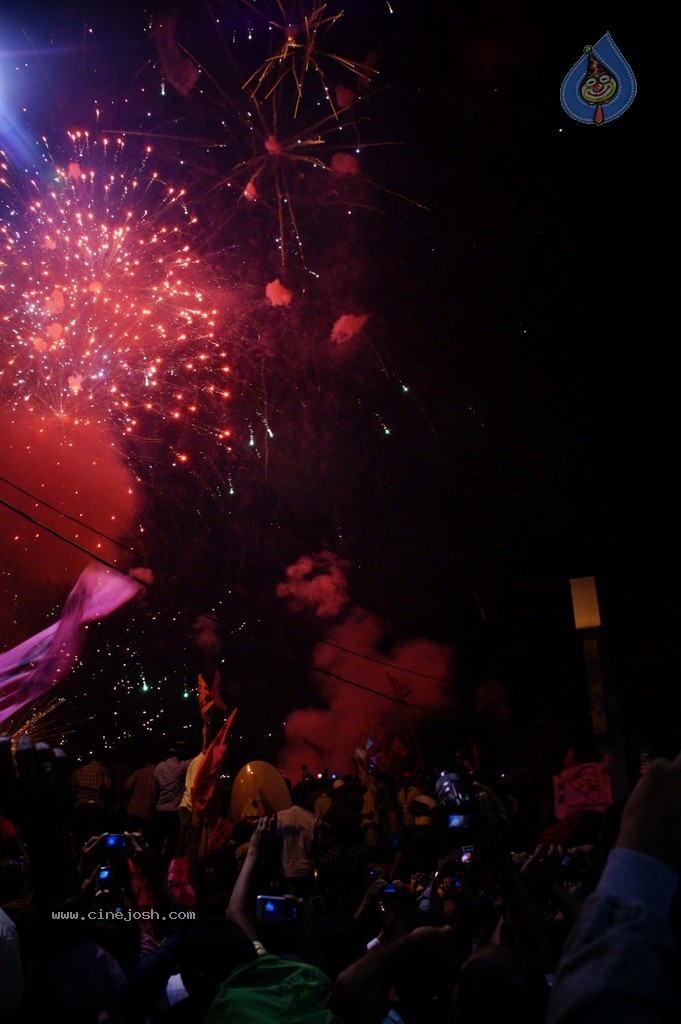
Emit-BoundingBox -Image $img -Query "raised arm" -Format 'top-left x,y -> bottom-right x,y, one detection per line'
547,752 -> 681,1024
226,814 -> 276,940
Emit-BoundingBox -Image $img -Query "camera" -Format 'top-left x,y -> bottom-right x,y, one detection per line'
104,834 -> 130,849
436,771 -> 474,829
97,866 -> 112,881
254,895 -> 299,922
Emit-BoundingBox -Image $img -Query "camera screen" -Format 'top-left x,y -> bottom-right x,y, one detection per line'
448,814 -> 465,828
105,834 -> 128,848
255,896 -> 298,921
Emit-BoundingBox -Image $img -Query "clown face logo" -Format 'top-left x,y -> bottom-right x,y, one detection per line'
560,33 -> 637,125
580,70 -> 618,105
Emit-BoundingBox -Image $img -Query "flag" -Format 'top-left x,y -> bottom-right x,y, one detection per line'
0,563 -> 144,726
387,734 -> 410,773
197,672 -> 214,725
197,670 -> 229,749
553,761 -> 612,820
385,670 -> 412,702
192,708 -> 238,821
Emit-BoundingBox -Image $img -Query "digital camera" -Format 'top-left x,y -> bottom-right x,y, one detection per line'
104,834 -> 130,849
254,895 -> 299,922
436,771 -> 474,830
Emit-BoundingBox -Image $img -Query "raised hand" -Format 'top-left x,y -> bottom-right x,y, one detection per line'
616,752 -> 681,868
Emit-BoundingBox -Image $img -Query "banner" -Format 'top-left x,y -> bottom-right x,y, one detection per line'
553,761 -> 612,820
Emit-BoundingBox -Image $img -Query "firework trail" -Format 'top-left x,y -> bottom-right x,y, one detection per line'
150,1 -> 383,269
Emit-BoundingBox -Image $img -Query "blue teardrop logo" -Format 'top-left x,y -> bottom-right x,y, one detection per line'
561,32 -> 637,124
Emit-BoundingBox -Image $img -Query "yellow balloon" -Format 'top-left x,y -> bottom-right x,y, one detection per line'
230,760 -> 292,822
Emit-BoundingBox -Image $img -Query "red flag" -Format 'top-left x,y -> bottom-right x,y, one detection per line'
192,708 -> 238,821
386,734 -> 410,775
197,670 -> 229,749
197,673 -> 214,724
212,671 -> 228,711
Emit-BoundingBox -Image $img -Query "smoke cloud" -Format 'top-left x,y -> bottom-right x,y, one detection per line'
0,410 -> 140,649
276,553 -> 454,778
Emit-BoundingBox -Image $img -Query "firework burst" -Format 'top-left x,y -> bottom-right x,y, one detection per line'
0,133 -> 237,456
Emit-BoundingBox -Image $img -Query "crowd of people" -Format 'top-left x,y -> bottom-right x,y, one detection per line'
1,727 -> 681,1023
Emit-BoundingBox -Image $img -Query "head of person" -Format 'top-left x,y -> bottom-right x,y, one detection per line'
290,782 -> 311,809
179,919 -> 258,1010
452,943 -> 550,1022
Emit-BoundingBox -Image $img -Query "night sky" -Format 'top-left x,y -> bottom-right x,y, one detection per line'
0,2 -> 676,783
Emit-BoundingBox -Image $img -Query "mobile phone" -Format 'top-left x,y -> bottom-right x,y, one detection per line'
460,845 -> 474,864
254,895 -> 299,922
448,814 -> 465,829
383,883 -> 396,893
98,866 -> 112,881
104,834 -> 129,849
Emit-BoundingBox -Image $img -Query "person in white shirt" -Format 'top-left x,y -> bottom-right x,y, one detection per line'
275,782 -> 320,899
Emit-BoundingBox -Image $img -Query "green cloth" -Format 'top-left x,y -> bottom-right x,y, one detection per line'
205,953 -> 342,1024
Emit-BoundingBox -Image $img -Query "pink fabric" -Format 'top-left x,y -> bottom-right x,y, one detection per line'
0,563 -> 143,725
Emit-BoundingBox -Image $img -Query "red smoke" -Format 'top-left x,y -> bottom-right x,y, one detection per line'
276,553 -> 454,778
0,409 -> 140,648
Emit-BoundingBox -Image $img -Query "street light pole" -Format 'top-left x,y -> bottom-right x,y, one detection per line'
569,575 -> 630,802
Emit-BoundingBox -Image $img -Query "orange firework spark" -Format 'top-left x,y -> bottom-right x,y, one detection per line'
240,0 -> 376,117
0,133 -> 231,445
156,1 -> 381,268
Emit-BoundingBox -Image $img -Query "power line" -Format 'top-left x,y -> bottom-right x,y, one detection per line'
0,495 -> 132,575
309,660 -> 471,724
318,637 -> 449,683
0,474 -> 140,558
245,634 -> 472,727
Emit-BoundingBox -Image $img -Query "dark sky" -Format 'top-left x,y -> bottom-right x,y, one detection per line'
0,1 -> 676,775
